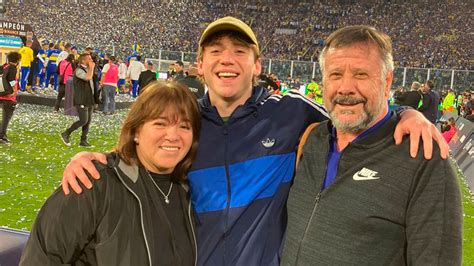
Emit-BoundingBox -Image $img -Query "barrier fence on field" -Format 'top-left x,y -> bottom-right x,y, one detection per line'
0,227 -> 28,266
439,113 -> 474,189
141,49 -> 473,92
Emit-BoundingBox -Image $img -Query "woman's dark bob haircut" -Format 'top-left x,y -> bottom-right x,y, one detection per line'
115,81 -> 201,182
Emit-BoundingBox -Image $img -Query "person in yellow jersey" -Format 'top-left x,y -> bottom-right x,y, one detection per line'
18,40 -> 34,92
442,88 -> 455,113
306,78 -> 323,104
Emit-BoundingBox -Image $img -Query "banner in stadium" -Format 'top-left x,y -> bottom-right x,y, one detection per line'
0,36 -> 22,48
455,132 -> 473,188
0,20 -> 40,64
451,117 -> 473,155
0,21 -> 34,40
453,118 -> 473,186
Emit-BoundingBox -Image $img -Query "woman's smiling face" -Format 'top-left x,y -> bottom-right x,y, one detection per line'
135,108 -> 193,174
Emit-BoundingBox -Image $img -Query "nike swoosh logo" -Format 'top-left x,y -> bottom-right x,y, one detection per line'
352,173 -> 380,181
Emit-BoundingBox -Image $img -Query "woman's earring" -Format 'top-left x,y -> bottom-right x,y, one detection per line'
134,138 -> 139,144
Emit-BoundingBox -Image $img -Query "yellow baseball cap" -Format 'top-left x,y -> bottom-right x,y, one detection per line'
199,16 -> 259,51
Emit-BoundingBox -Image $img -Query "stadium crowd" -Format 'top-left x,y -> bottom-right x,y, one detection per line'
4,0 -> 472,70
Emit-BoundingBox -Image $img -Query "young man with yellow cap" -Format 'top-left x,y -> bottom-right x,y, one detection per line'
60,17 -> 448,265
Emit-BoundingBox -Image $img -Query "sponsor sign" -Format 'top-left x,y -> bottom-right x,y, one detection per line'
0,20 -> 34,40
0,35 -> 22,48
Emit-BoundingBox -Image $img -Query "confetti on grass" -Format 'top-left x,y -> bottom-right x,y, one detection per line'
0,103 -> 127,229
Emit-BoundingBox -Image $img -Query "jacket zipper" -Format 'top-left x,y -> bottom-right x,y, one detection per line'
188,198 -> 198,266
295,192 -> 321,265
223,123 -> 231,265
114,167 -> 153,266
295,138 -> 330,265
295,143 -> 329,265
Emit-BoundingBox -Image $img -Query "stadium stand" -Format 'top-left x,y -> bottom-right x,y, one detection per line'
3,0 -> 472,70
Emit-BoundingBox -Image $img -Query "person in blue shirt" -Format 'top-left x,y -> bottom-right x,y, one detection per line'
35,41 -> 49,89
45,43 -> 61,91
127,51 -> 139,65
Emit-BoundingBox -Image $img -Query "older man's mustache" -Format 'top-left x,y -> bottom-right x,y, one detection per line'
332,95 -> 367,105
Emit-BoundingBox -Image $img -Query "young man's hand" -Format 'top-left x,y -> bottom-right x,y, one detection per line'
61,152 -> 107,195
394,109 -> 448,159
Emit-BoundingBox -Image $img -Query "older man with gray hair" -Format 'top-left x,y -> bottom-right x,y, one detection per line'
396,81 -> 423,109
282,25 -> 462,265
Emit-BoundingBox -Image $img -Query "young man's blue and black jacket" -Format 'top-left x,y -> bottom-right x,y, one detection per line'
188,86 -> 328,265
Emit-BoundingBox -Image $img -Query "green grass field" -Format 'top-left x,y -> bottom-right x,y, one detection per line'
0,104 -> 473,264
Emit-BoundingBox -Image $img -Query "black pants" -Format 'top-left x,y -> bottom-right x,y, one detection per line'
54,82 -> 66,111
65,105 -> 93,141
0,100 -> 16,139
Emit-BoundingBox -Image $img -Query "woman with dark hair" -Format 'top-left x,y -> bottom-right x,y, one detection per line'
0,51 -> 21,145
20,81 -> 200,265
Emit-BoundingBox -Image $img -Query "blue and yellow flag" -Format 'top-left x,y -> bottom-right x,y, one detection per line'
132,44 -> 140,52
